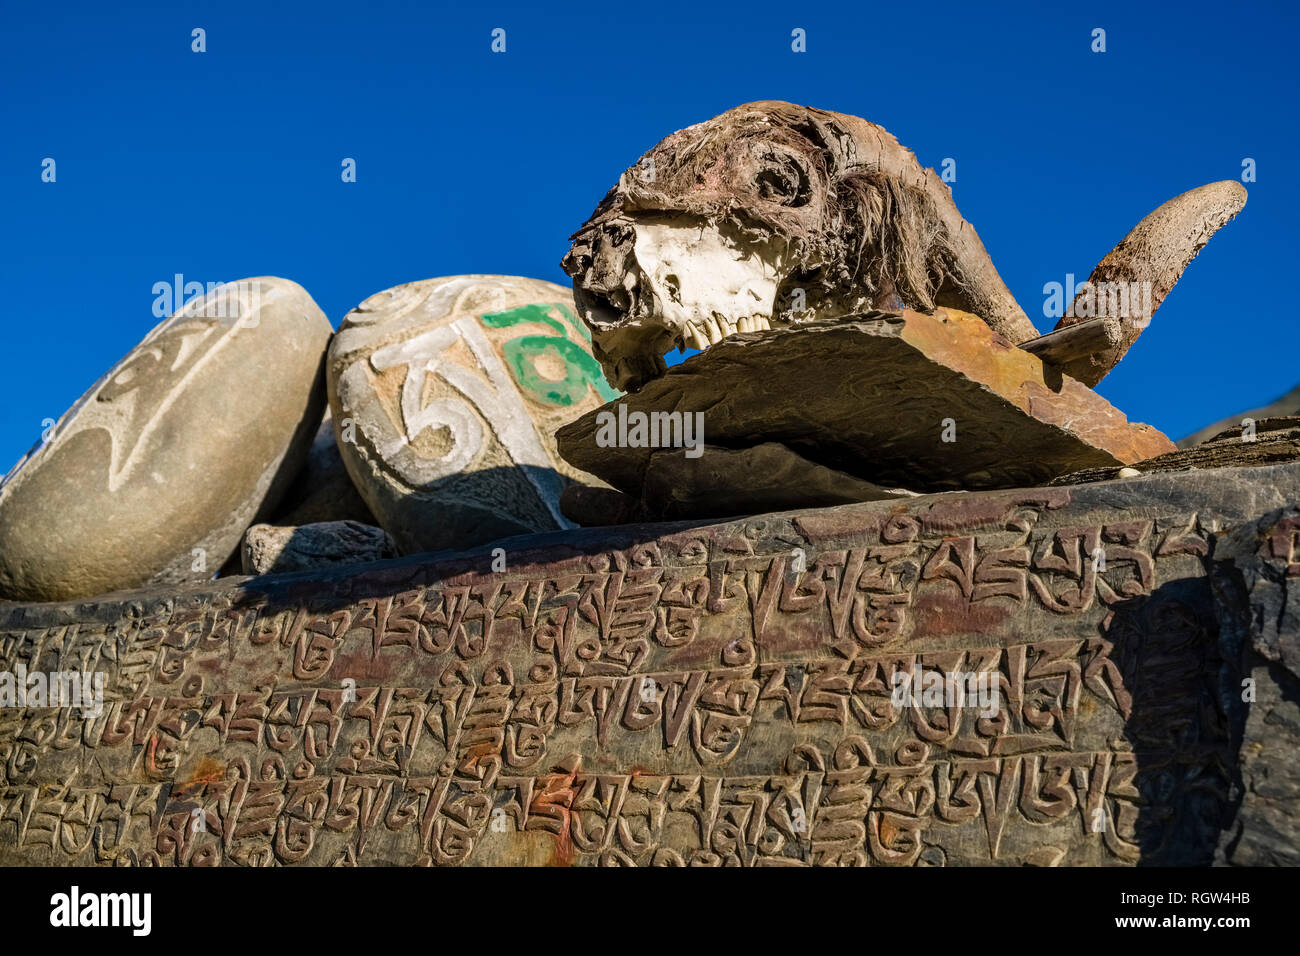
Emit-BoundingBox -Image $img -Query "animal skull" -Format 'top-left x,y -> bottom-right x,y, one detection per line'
626,217 -> 785,347
562,100 -> 1039,391
562,101 -> 1247,392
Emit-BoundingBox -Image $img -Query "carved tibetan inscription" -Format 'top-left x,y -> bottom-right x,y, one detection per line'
0,474 -> 1257,866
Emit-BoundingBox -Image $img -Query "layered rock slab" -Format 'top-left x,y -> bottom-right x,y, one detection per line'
1055,417 -> 1300,485
1179,385 -> 1300,448
639,442 -> 916,520
327,276 -> 619,556
4,459 -> 1298,866
558,309 -> 1175,511
0,278 -> 331,602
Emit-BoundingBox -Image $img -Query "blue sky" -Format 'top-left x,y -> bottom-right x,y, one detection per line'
2,0 -> 1295,470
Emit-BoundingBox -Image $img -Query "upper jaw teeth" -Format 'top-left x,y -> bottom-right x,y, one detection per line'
681,314 -> 770,350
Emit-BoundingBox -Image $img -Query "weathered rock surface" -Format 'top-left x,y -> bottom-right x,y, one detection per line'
1211,506 -> 1300,866
327,276 -> 619,557
4,458 -> 1299,866
267,412 -> 375,528
0,278 -> 331,602
558,309 -> 1175,513
1054,417 -> 1300,485
241,520 -> 397,575
1179,384 -> 1300,448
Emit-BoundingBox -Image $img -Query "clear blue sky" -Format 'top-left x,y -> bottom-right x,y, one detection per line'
2,0 -> 1295,471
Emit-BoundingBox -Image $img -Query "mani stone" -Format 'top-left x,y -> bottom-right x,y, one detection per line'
327,275 -> 620,556
240,520 -> 397,575
557,308 -> 1176,514
4,458 -> 1300,866
0,277 -> 331,603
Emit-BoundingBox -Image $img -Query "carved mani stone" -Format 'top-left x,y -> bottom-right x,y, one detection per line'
4,459 -> 1300,866
0,277 -> 331,603
326,276 -> 621,557
557,309 -> 1176,515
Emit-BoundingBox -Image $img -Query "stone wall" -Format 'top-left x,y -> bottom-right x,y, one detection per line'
3,462 -> 1298,866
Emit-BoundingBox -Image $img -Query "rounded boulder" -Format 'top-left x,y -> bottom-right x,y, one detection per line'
0,277 -> 333,601
327,275 -> 619,555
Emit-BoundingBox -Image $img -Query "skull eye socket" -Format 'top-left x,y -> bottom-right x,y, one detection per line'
754,154 -> 811,207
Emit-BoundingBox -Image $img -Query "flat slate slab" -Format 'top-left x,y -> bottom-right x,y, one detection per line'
637,441 -> 916,520
557,309 -> 1175,499
3,459 -> 1298,866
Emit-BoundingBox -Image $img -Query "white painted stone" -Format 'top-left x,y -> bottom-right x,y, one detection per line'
327,275 -> 619,555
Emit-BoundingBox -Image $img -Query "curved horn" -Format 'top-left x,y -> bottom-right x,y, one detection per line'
1050,180 -> 1247,386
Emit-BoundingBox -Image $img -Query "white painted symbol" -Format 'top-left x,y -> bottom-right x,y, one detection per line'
360,310 -> 574,528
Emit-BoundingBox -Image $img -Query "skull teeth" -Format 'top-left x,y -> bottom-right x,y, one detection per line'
682,314 -> 771,350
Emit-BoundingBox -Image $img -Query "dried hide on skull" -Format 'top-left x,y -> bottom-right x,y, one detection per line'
562,100 -> 1246,392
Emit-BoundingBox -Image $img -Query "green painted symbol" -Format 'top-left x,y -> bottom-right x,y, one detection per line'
480,303 -> 619,405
